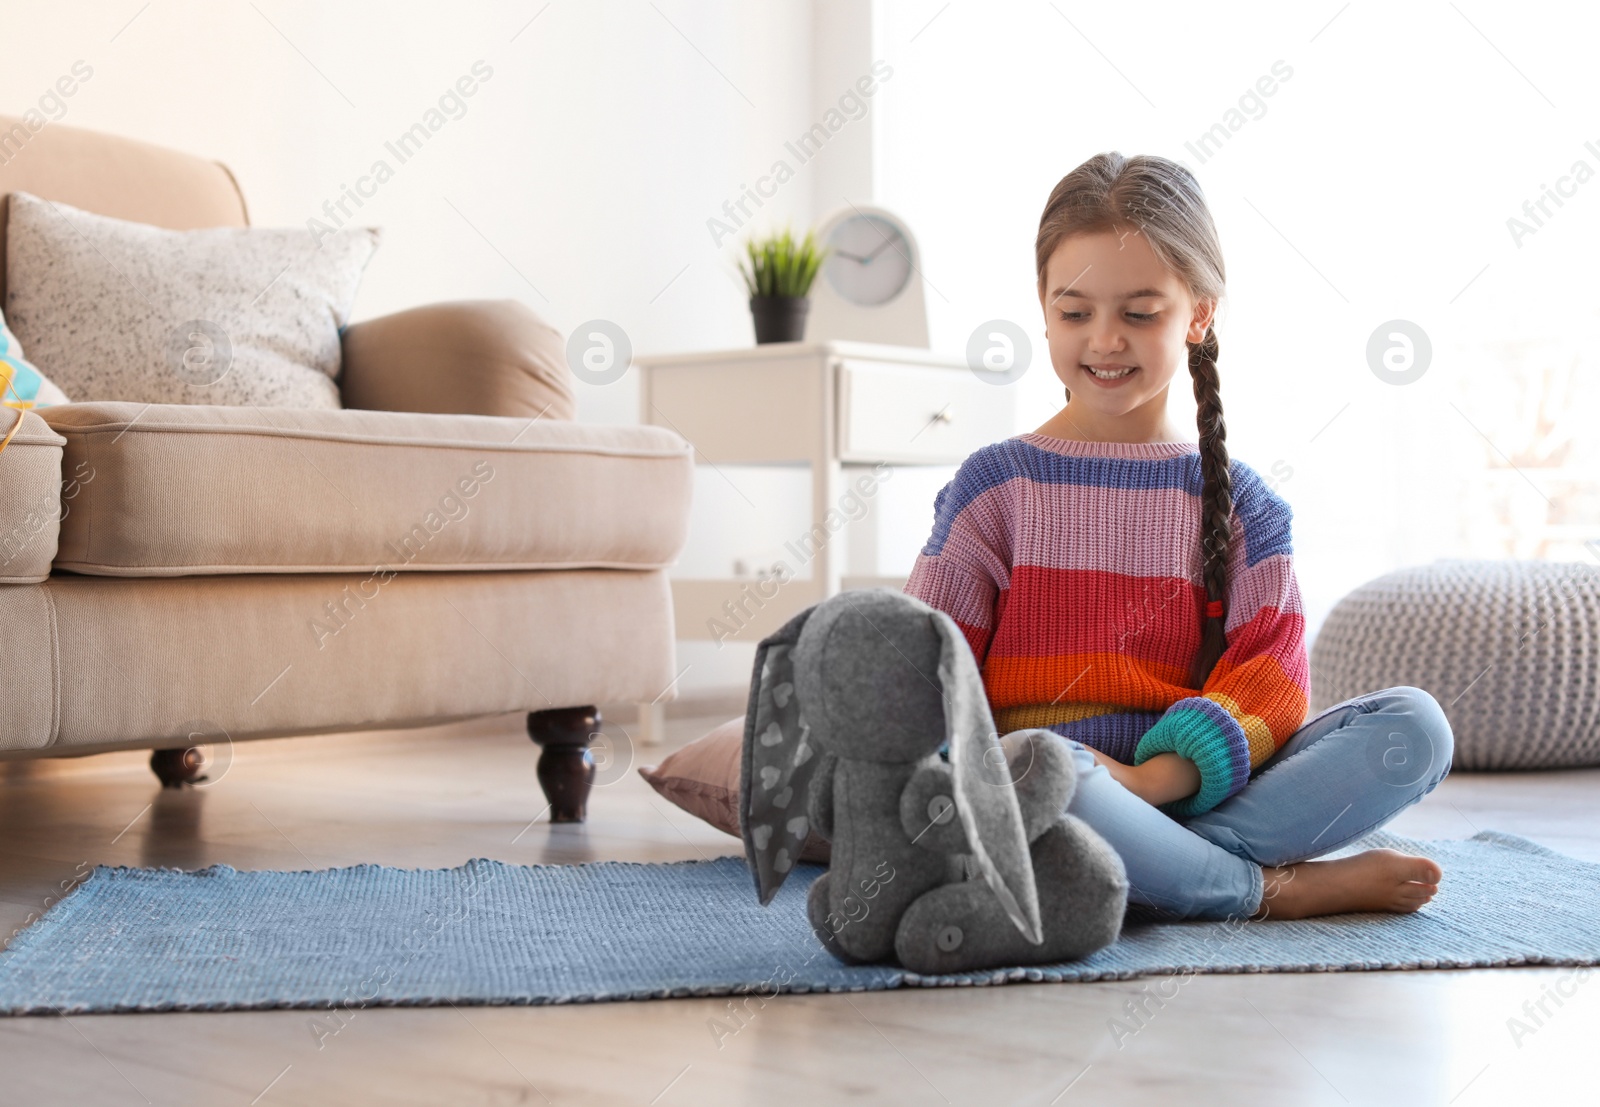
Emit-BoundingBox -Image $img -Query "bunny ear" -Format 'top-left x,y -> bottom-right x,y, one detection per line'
933,610 -> 1044,946
740,603 -> 822,906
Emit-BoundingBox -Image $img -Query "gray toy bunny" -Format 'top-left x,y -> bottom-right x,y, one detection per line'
739,588 -> 1130,974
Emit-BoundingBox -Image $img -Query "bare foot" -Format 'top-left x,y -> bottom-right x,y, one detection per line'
1251,848 -> 1443,920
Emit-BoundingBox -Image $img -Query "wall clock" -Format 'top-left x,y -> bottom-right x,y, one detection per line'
805,204 -> 930,347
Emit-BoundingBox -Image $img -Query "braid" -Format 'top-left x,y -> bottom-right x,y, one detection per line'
1188,324 -> 1231,690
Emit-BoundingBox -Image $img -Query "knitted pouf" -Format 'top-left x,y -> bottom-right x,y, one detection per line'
1309,558 -> 1600,770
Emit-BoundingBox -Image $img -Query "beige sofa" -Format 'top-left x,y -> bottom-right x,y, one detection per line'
0,115 -> 693,821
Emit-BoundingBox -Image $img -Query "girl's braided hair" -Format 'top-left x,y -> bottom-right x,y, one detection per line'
1034,152 -> 1231,690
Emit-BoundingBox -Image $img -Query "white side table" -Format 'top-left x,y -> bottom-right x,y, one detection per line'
633,340 -> 1017,742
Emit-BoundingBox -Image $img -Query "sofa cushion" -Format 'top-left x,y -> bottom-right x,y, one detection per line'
5,191 -> 377,409
42,402 -> 692,577
0,408 -> 66,584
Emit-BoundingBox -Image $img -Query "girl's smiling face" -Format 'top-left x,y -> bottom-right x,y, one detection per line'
1037,227 -> 1216,443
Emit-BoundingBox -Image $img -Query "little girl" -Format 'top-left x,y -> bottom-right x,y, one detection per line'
904,152 -> 1453,922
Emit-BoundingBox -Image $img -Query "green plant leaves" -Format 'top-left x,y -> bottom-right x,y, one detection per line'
738,226 -> 829,299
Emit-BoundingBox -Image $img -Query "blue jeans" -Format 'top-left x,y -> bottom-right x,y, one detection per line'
1055,686 -> 1456,921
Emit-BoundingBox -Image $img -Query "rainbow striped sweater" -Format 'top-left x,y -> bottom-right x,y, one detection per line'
904,432 -> 1310,818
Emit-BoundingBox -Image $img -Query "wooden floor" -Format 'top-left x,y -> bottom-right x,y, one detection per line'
0,704 -> 1596,1106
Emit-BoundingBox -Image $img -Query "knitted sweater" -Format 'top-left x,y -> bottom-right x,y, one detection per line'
903,432 -> 1310,818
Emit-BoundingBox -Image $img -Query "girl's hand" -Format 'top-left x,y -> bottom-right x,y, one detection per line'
1085,747 -> 1142,795
1085,747 -> 1200,807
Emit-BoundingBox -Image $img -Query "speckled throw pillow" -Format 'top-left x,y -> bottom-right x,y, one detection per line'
3,191 -> 379,409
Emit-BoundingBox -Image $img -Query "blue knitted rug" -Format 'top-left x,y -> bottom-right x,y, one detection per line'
0,828 -> 1594,1015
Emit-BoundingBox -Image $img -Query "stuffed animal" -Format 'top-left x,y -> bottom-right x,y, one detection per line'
739,588 -> 1130,974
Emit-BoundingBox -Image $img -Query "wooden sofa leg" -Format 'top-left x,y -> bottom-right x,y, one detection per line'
526,706 -> 598,823
150,747 -> 206,788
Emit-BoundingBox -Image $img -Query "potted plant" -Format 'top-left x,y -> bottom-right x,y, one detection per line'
738,225 -> 829,344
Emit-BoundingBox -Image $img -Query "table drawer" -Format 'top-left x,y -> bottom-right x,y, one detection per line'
836,358 -> 1015,464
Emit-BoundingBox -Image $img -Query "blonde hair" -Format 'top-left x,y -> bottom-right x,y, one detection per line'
1035,152 -> 1230,689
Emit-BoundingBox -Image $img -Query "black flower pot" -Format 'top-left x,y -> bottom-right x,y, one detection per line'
749,295 -> 811,344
